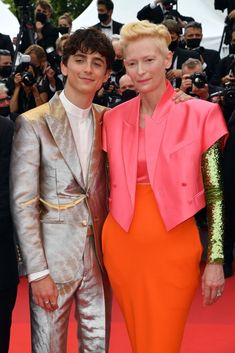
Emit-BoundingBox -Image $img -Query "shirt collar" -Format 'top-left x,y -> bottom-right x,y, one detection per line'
59,90 -> 92,121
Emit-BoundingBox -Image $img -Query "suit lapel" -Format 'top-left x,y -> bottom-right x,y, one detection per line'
45,93 -> 86,190
86,105 -> 104,190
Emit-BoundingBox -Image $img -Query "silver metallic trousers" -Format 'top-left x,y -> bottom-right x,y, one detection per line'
29,236 -> 111,353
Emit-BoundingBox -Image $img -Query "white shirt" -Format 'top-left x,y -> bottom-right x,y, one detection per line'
28,90 -> 93,283
60,90 -> 93,183
100,20 -> 113,40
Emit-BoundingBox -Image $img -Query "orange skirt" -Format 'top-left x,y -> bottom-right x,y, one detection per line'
102,184 -> 202,353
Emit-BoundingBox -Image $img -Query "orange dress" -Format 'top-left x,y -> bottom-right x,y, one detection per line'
102,128 -> 202,353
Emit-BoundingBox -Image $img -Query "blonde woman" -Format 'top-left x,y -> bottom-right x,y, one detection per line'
102,21 -> 227,353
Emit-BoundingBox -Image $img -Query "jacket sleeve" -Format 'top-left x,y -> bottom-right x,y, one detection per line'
137,4 -> 164,23
10,115 -> 48,275
202,141 -> 224,264
214,0 -> 228,11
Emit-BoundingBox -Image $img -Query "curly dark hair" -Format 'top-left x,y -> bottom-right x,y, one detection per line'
62,27 -> 115,70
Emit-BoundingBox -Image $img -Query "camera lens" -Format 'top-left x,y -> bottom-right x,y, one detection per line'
191,73 -> 207,89
22,72 -> 36,86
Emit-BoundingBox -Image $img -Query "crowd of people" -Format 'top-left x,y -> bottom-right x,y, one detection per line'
1,0 -> 235,353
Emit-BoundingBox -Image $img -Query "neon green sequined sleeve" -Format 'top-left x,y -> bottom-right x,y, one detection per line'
201,141 -> 224,264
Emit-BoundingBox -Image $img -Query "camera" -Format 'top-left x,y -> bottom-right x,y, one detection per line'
222,83 -> 235,106
209,82 -> 235,122
190,72 -> 207,88
15,57 -> 36,87
21,71 -> 36,86
45,47 -> 61,76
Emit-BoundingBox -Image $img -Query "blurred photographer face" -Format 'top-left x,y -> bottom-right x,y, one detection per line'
97,4 -> 112,24
0,55 -> 12,78
35,4 -> 51,20
184,27 -> 202,49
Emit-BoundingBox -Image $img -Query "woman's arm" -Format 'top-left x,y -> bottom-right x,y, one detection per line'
201,141 -> 225,305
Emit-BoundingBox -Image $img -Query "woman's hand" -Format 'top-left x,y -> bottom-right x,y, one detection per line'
14,73 -> 22,87
202,263 -> 224,305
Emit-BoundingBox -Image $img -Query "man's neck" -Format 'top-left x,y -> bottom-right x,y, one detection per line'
63,87 -> 93,110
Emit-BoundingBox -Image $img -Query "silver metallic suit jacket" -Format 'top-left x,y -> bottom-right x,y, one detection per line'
10,93 -> 109,283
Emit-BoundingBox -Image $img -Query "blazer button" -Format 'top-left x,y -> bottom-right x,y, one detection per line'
181,182 -> 187,187
81,220 -> 87,227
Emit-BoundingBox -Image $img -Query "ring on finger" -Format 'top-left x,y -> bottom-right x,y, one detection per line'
44,300 -> 50,304
216,291 -> 222,297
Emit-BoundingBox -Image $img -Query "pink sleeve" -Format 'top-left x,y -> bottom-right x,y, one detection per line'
202,104 -> 228,153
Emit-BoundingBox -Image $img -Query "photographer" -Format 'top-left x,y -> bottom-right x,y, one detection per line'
94,35 -> 125,107
215,0 -> 235,45
137,0 -> 194,29
34,0 -> 58,52
10,44 -> 48,114
0,33 -> 14,58
0,50 -> 12,82
211,28 -> 235,86
180,58 -> 222,101
163,19 -> 200,88
183,22 -> 221,83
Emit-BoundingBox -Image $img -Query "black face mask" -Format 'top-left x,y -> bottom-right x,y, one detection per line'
230,43 -> 235,54
112,59 -> 123,73
168,40 -> 178,52
58,26 -> 69,35
98,13 -> 109,23
35,12 -> 47,24
122,89 -> 137,102
0,65 -> 12,78
186,38 -> 201,49
0,106 -> 10,117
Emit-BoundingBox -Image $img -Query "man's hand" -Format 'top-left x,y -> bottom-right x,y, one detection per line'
14,73 -> 22,87
180,74 -> 192,92
191,83 -> 209,100
166,69 -> 182,81
221,74 -> 235,85
31,275 -> 59,311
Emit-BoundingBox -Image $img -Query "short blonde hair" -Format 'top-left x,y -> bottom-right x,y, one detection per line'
120,20 -> 171,56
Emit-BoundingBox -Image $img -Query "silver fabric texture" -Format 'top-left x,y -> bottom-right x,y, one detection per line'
10,93 -> 111,352
10,93 -> 109,281
30,236 -> 111,353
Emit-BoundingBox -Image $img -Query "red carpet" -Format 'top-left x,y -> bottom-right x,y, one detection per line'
9,270 -> 235,353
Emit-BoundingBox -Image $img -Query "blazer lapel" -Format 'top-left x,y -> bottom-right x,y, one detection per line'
145,82 -> 175,185
122,97 -> 140,207
45,93 -> 86,190
86,105 -> 104,190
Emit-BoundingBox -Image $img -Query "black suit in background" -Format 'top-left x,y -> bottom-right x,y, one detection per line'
36,22 -> 58,51
137,4 -> 194,25
0,116 -> 19,353
93,20 -> 124,35
187,47 -> 221,83
168,47 -> 200,87
214,0 -> 235,13
211,54 -> 235,86
0,34 -> 14,58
